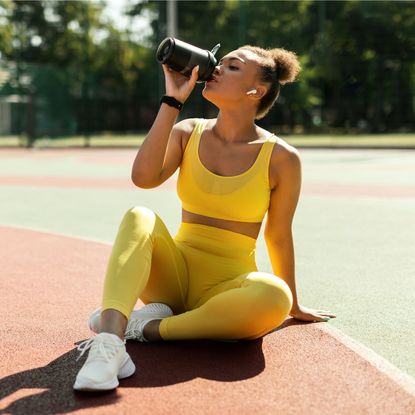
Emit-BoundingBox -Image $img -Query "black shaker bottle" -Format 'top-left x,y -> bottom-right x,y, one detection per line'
156,37 -> 221,83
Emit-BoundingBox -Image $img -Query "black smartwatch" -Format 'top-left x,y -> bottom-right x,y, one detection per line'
160,95 -> 184,111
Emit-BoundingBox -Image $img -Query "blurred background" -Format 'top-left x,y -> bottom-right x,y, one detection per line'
0,0 -> 414,148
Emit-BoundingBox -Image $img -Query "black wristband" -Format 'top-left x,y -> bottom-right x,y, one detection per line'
160,95 -> 184,111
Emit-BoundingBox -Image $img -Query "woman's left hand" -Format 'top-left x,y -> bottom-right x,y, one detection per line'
289,304 -> 336,322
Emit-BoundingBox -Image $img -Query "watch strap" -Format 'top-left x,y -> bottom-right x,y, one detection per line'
160,95 -> 184,111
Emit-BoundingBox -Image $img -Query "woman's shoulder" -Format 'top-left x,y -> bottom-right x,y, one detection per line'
272,134 -> 299,156
177,117 -> 207,136
257,125 -> 299,158
268,133 -> 301,189
179,118 -> 213,147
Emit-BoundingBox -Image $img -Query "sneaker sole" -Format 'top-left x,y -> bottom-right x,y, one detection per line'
73,354 -> 136,391
129,308 -> 173,322
88,307 -> 102,333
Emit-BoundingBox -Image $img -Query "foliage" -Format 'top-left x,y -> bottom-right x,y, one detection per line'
0,0 -> 413,136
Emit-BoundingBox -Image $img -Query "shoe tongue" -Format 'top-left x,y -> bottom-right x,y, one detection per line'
97,332 -> 124,345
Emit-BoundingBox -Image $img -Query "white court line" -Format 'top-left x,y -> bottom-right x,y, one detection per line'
1,223 -> 415,397
0,222 -> 113,246
318,322 -> 415,397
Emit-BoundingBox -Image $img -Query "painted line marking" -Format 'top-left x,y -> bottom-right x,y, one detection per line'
1,176 -> 415,197
318,322 -> 415,397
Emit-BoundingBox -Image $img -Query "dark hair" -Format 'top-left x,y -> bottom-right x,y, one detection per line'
238,45 -> 301,120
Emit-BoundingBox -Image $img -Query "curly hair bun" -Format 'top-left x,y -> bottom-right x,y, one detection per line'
269,48 -> 301,85
237,44 -> 301,119
239,45 -> 301,85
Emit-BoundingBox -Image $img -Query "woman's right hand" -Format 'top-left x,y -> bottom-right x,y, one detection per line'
162,64 -> 199,103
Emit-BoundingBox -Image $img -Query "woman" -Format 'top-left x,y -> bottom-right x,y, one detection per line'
74,44 -> 336,391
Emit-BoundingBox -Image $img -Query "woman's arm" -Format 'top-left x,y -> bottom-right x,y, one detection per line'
264,147 -> 302,311
265,148 -> 336,322
131,105 -> 181,188
131,64 -> 199,188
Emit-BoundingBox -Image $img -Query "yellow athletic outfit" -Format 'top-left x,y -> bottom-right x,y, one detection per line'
102,118 -> 293,341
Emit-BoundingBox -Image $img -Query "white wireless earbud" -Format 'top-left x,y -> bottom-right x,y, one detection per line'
246,89 -> 257,95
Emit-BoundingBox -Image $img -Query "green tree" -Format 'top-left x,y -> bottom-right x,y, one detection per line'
1,0 -> 414,137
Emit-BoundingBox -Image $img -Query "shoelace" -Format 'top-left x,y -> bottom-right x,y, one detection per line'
76,336 -> 126,362
124,304 -> 173,341
124,319 -> 147,342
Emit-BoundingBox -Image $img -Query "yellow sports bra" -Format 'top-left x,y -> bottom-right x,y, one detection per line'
177,118 -> 278,223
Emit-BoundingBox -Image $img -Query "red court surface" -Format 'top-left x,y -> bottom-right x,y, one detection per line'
1,225 -> 415,415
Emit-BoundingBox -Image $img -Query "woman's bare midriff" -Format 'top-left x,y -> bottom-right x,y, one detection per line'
181,208 -> 262,240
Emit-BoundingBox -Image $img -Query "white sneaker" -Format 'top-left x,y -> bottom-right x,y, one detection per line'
124,303 -> 174,342
73,332 -> 136,391
88,303 -> 173,342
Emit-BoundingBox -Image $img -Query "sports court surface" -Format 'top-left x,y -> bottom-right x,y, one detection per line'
1,146 -> 414,414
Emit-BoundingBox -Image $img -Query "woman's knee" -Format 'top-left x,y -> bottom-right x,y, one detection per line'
115,206 -> 158,242
244,272 -> 293,331
125,206 -> 156,221
121,206 -> 157,233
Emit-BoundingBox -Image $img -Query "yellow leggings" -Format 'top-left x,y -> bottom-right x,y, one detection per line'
102,206 -> 293,341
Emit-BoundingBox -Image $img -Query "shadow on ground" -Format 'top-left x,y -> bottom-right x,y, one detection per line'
0,319 -> 305,414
